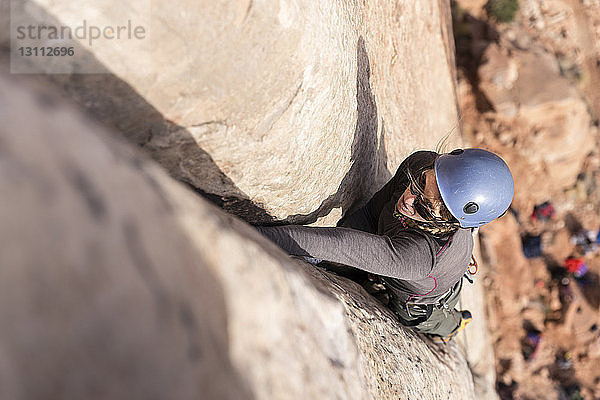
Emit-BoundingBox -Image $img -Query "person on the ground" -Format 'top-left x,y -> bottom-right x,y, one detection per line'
256,148 -> 514,342
564,254 -> 590,285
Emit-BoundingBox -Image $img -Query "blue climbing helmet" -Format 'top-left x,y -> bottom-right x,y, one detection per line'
434,148 -> 514,228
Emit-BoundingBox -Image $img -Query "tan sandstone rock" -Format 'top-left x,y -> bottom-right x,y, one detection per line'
478,42 -> 594,200
457,240 -> 500,400
454,0 -> 488,17
0,71 -> 478,399
7,0 -> 463,223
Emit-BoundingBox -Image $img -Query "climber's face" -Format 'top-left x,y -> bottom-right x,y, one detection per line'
396,169 -> 445,222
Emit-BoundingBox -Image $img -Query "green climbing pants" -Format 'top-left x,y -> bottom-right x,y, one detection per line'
391,279 -> 464,338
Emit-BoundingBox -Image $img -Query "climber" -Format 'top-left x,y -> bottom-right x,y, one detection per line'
256,148 -> 514,343
569,229 -> 598,256
522,234 -> 543,259
563,255 -> 590,285
531,201 -> 555,222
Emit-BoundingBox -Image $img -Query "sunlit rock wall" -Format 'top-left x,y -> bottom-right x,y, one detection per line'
478,42 -> 594,205
9,0 -> 463,223
0,73 -> 476,400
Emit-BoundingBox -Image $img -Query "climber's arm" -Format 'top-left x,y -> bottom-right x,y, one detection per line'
255,225 -> 432,280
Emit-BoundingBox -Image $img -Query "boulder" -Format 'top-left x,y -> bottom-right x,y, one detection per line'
8,0 -> 463,223
478,43 -> 594,196
0,72 -> 478,399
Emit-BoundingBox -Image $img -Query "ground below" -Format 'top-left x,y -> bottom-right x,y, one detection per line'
453,1 -> 600,398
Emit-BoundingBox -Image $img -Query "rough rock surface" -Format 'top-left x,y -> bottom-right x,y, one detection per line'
10,0 -> 463,223
478,42 -> 593,197
456,241 -> 499,400
0,73 -> 478,399
461,0 -> 600,210
519,0 -> 600,119
454,0 -> 600,397
1,0 -> 500,397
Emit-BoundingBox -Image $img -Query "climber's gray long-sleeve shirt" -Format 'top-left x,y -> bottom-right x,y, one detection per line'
257,151 -> 473,304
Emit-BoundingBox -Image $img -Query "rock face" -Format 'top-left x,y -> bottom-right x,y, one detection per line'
457,242 -> 500,400
466,0 -> 600,208
0,74 -> 477,399
477,41 -> 594,205
0,0 -> 497,397
454,2 -> 600,397
10,0 -> 463,223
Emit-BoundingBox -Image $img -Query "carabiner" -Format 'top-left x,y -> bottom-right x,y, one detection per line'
468,255 -> 478,275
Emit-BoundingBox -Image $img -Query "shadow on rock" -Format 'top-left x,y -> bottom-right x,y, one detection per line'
563,213 -> 584,235
13,4 -> 390,227
544,255 -> 566,280
0,68 -> 255,400
578,270 -> 600,309
2,4 -> 258,398
7,2 -> 276,224
281,36 -> 392,225
548,349 -> 579,389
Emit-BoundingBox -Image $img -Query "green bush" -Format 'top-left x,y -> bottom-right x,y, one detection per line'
486,0 -> 519,23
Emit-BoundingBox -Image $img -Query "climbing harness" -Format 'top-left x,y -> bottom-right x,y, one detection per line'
400,278 -> 463,326
388,202 -> 477,333
397,252 -> 478,327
